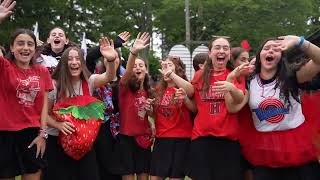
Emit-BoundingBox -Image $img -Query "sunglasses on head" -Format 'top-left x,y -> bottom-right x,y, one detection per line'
212,35 -> 231,40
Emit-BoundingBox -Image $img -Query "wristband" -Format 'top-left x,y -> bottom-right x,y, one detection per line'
295,36 -> 304,49
39,128 -> 48,139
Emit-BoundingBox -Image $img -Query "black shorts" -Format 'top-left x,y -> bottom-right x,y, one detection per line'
113,134 -> 151,175
150,138 -> 190,178
42,135 -> 99,180
187,136 -> 242,180
0,128 -> 46,178
253,161 -> 320,180
94,121 -> 122,180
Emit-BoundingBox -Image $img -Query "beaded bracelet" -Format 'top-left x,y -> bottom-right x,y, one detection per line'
39,128 -> 48,139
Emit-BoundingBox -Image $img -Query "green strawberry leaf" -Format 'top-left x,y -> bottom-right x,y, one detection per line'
57,102 -> 106,121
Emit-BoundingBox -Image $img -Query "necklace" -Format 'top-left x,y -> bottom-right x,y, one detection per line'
258,75 -> 277,98
72,80 -> 82,96
260,84 -> 277,98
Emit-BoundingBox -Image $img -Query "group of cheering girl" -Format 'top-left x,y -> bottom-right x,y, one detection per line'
1,1 -> 320,180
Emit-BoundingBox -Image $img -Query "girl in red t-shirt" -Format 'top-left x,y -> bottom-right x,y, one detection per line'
148,56 -> 195,180
188,37 -> 246,180
0,2 -> 53,179
116,32 -> 152,180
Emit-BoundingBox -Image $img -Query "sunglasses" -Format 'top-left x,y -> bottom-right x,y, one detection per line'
212,35 -> 231,40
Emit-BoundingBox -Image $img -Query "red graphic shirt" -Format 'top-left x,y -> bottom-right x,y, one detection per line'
191,69 -> 245,140
118,84 -> 151,136
154,87 -> 192,138
0,57 -> 53,131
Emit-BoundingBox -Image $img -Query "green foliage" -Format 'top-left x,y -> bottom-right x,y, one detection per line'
57,102 -> 106,121
0,0 -> 319,56
147,50 -> 161,78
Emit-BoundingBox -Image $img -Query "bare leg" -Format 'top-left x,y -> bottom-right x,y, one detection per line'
137,173 -> 149,180
244,170 -> 253,180
170,178 -> 184,180
21,170 -> 41,180
122,174 -> 135,180
0,177 -> 15,180
150,175 -> 163,180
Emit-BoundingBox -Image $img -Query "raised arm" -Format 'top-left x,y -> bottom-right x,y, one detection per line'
0,0 -> 16,24
120,32 -> 150,85
278,35 -> 320,83
93,37 -> 117,88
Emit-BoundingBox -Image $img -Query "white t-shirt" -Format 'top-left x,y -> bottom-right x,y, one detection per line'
37,54 -> 59,74
248,75 -> 305,132
48,74 -> 97,136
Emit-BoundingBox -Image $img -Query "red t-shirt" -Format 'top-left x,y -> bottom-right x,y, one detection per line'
0,57 -> 53,131
118,84 -> 151,136
191,69 -> 245,140
154,87 -> 192,138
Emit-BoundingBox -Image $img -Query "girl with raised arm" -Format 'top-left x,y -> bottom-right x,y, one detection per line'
116,32 -> 152,180
44,37 -> 117,180
224,36 -> 320,179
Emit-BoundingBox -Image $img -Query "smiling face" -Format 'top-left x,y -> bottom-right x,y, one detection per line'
209,38 -> 231,70
10,33 -> 36,68
47,27 -> 69,54
68,49 -> 82,78
260,40 -> 282,72
133,58 -> 147,81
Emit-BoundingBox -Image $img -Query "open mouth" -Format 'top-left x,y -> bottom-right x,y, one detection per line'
216,57 -> 225,63
53,39 -> 61,45
70,67 -> 80,72
266,55 -> 274,62
20,52 -> 30,58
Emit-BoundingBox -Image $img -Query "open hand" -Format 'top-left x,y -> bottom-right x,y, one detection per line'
212,81 -> 235,94
277,35 -> 300,51
131,32 -> 150,54
57,121 -> 75,135
28,135 -> 46,158
99,36 -> 117,62
118,31 -> 131,46
0,0 -> 16,23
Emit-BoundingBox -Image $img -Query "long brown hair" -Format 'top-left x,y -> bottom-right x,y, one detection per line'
198,37 -> 232,93
52,47 -> 91,98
